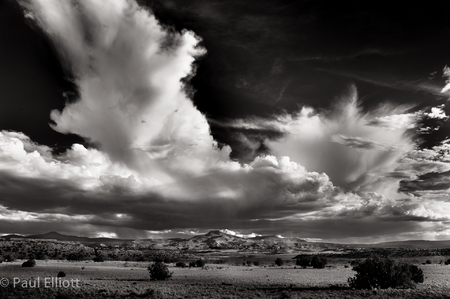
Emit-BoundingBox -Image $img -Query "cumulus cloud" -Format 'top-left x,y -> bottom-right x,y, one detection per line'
426,105 -> 447,119
19,0 -> 231,181
0,130 -> 145,191
263,86 -> 415,191
219,87 -> 450,204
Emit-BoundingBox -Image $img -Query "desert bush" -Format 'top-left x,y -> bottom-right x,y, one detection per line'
195,259 -> 206,267
348,255 -> 424,289
4,254 -> 15,262
148,262 -> 172,280
275,258 -> 284,266
175,262 -> 187,268
311,255 -> 327,269
296,256 -> 311,268
93,255 -> 105,262
57,271 -> 66,278
253,261 -> 260,266
426,260 -> 432,264
164,257 -> 176,263
409,265 -> 424,284
66,252 -> 84,261
22,259 -> 36,267
444,259 -> 450,265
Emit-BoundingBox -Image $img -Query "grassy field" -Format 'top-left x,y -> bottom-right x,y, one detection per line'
1,259 -> 450,298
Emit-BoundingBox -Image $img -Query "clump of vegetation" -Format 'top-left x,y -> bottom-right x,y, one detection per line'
4,254 -> 15,262
189,259 -> 206,268
57,271 -> 66,278
348,255 -> 424,289
275,258 -> 284,266
22,259 -> 36,267
444,259 -> 450,265
66,252 -> 85,261
148,262 -> 172,280
153,256 -> 180,263
311,255 -> 327,269
93,254 -> 105,262
175,262 -> 187,268
197,259 -> 207,267
426,260 -> 432,264
296,256 -> 311,268
253,261 -> 260,266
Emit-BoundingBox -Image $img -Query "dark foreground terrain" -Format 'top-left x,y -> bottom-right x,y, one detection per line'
2,231 -> 450,298
1,258 -> 450,299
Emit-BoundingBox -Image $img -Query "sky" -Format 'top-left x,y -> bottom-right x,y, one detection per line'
1,0 -> 450,243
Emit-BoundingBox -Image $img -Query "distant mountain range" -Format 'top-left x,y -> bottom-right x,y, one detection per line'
2,230 -> 450,251
0,231 -> 131,244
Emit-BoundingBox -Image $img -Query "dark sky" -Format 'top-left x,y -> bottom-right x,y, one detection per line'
1,0 -> 450,242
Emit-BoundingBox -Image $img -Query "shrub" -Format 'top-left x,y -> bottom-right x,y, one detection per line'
275,258 -> 284,266
195,259 -> 206,268
296,256 -> 311,268
311,255 -> 327,269
22,259 -> 36,267
57,271 -> 66,278
348,255 -> 424,289
66,252 -> 84,261
445,259 -> 450,265
410,265 -> 424,284
148,262 -> 172,280
93,255 -> 105,262
253,261 -> 260,266
426,260 -> 432,264
4,254 -> 15,262
175,262 -> 187,268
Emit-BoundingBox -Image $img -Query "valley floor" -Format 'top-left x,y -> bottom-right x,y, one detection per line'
1,260 -> 450,298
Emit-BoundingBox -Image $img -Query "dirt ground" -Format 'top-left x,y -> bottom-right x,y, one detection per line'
1,260 -> 450,298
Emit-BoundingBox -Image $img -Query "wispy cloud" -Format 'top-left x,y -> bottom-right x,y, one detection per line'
442,65 -> 450,93
317,67 -> 450,97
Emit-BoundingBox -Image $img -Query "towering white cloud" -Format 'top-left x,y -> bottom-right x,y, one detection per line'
224,86 -> 417,193
20,0 -> 229,183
